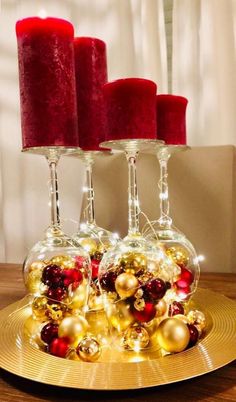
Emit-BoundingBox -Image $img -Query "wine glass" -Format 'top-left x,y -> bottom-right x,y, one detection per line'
71,149 -> 119,312
22,146 -> 91,318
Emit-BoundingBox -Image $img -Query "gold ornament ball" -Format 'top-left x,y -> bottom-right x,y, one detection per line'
124,326 -> 150,351
77,336 -> 101,362
32,296 -> 48,320
155,299 -> 167,317
107,300 -> 135,331
115,273 -> 139,299
29,261 -> 46,273
80,238 -> 97,255
26,269 -> 42,294
120,252 -> 147,274
50,255 -> 75,269
173,314 -> 190,325
166,246 -> 190,268
156,318 -> 190,353
69,282 -> 88,310
58,315 -> 88,344
187,310 -> 206,331
97,241 -> 112,254
46,303 -> 66,322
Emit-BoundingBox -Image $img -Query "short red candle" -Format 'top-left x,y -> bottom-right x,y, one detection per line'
103,78 -> 157,141
156,94 -> 188,145
74,37 -> 107,150
16,17 -> 79,148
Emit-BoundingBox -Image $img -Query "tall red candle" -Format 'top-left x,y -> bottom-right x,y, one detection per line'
74,37 -> 107,150
156,95 -> 188,145
16,17 -> 79,148
103,78 -> 157,141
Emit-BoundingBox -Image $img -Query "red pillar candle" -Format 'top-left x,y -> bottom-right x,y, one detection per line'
16,17 -> 79,148
103,78 -> 157,140
74,37 -> 107,150
156,94 -> 188,145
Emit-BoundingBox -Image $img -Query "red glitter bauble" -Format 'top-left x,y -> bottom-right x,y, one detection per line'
100,271 -> 117,292
143,278 -> 167,301
168,301 -> 185,316
41,323 -> 58,344
62,269 -> 83,287
47,286 -> 66,301
187,324 -> 199,347
133,302 -> 156,323
91,259 -> 100,279
42,264 -> 62,286
49,338 -> 69,358
176,267 -> 194,288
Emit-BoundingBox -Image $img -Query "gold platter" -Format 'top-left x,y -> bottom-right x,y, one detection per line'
0,288 -> 235,390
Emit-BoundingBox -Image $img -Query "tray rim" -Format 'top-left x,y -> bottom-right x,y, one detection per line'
0,288 -> 236,390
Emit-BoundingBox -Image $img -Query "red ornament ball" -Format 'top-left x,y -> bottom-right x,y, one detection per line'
49,337 -> 69,358
168,301 -> 185,316
91,259 -> 100,280
41,323 -> 58,344
62,269 -> 83,287
42,264 -> 62,286
176,285 -> 191,299
176,267 -> 194,288
187,324 -> 199,347
47,286 -> 66,301
133,302 -> 156,323
100,271 -> 117,292
143,278 -> 167,301
75,256 -> 86,269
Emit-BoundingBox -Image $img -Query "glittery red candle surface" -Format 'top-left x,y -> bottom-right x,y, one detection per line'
103,78 -> 157,140
74,37 -> 107,150
16,17 -> 79,148
156,95 -> 188,145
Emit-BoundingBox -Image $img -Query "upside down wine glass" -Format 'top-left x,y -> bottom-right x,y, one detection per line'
142,95 -> 200,302
97,78 -> 180,353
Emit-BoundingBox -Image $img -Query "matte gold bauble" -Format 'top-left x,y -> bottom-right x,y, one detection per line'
115,273 -> 139,298
124,326 -> 150,351
76,336 -> 101,362
58,316 -> 88,344
32,296 -> 48,320
120,253 -> 147,274
166,246 -> 189,268
50,255 -> 75,269
69,283 -> 88,310
187,310 -> 206,331
29,261 -> 46,273
156,318 -> 190,353
80,238 -> 97,256
46,303 -> 66,322
107,300 -> 135,331
155,299 -> 167,317
26,270 -> 42,294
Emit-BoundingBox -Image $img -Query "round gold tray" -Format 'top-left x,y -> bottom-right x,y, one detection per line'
0,288 -> 235,390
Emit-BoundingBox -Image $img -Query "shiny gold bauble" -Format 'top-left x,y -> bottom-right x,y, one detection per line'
46,303 -> 66,322
115,273 -> 139,299
156,318 -> 190,353
29,261 -> 46,273
155,299 -> 167,317
76,336 -> 101,362
124,326 -> 150,351
165,246 -> 190,268
69,282 -> 88,310
144,318 -> 160,337
80,238 -> 97,256
26,270 -> 42,294
120,252 -> 147,274
173,314 -> 190,325
50,255 -> 75,269
58,316 -> 88,345
32,296 -> 48,320
107,300 -> 135,331
187,310 -> 206,331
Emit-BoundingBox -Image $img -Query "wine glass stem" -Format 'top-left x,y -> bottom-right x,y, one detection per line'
126,150 -> 140,236
157,150 -> 172,228
48,157 -> 60,229
84,158 -> 95,225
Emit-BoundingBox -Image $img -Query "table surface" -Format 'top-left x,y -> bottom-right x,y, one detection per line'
0,263 -> 235,402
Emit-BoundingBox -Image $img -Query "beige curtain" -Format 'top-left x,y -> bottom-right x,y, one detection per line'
0,0 -> 167,262
172,0 -> 236,146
